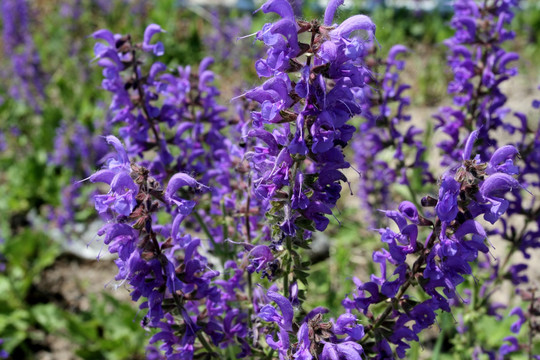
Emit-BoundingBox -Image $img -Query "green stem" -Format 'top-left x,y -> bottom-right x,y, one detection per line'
283,237 -> 292,297
361,278 -> 413,343
406,181 -> 423,214
245,175 -> 252,244
220,199 -> 232,260
528,290 -> 535,360
197,331 -> 217,356
171,291 -> 216,357
132,50 -> 162,146
193,211 -> 218,248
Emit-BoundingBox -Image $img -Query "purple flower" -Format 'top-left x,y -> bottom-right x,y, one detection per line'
90,136 -> 138,217
333,313 -> 364,341
487,145 -> 519,175
436,177 -> 461,223
508,307 -> 526,334
293,323 -> 312,360
499,336 -> 519,356
321,341 -> 363,360
477,173 -> 521,224
508,264 -> 528,285
247,245 -> 274,273
142,24 -> 165,56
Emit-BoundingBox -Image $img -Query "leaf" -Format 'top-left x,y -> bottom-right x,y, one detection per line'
31,303 -> 67,333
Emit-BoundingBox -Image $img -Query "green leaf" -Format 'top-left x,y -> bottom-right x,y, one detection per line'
30,304 -> 67,333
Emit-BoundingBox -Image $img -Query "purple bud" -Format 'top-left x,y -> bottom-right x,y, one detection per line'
398,201 -> 418,223
462,129 -> 479,160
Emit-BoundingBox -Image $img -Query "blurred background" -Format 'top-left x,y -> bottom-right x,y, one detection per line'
0,0 -> 539,359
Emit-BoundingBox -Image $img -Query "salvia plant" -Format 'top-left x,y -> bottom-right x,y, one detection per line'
1,0 -> 539,359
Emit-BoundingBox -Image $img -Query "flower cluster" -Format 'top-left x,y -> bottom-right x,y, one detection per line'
432,1 -> 540,353
245,0 -> 375,237
89,24 -> 274,358
248,134 -> 522,359
435,0 -> 522,165
353,44 -> 431,226
1,0 -> 47,110
341,134 -> 522,357
92,24 -> 263,248
48,118 -> 111,237
204,11 -> 261,70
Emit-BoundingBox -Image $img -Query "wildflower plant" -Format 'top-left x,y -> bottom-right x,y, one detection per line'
2,0 -> 532,359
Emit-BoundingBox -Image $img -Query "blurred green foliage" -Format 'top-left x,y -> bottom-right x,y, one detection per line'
0,230 -> 147,359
